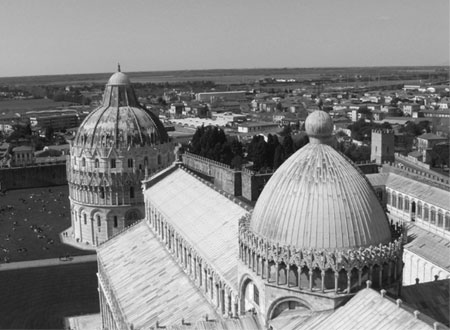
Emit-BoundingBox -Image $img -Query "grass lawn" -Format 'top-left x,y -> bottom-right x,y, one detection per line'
0,262 -> 99,329
0,185 -> 95,263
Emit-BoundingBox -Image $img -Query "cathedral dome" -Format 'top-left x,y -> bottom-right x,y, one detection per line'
73,70 -> 168,149
249,110 -> 391,250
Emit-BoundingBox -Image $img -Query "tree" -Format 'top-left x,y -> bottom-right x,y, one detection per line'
282,134 -> 294,159
266,134 -> 279,169
247,135 -> 267,170
273,145 -> 284,169
430,143 -> 450,168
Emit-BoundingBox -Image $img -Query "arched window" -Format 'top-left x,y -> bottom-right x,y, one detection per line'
423,204 -> 429,221
97,215 -> 101,227
437,210 -> 444,227
288,265 -> 298,287
130,187 -> 135,199
128,158 -> 133,168
113,216 -> 118,228
83,213 -> 87,225
430,207 -> 436,225
82,158 -> 86,167
94,159 -> 99,168
445,213 -> 450,231
391,192 -> 397,208
278,262 -> 287,285
417,202 -> 422,219
386,190 -> 391,205
398,194 -> 403,210
110,158 -> 116,168
404,196 -> 409,212
99,187 -> 105,199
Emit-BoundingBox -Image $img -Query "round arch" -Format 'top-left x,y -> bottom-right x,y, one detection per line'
267,296 -> 312,322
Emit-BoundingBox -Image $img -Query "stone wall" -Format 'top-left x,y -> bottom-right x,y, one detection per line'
0,163 -> 67,190
241,168 -> 274,202
182,152 -> 242,196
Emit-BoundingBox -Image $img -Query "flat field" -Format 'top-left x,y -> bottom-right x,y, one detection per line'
0,262 -> 99,329
0,66 -> 444,86
0,185 -> 95,263
0,99 -> 70,115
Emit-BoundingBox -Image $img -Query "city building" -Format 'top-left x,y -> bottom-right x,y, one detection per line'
96,111 -> 433,330
27,109 -> 88,131
66,69 -> 174,246
11,145 -> 35,167
371,129 -> 395,164
237,122 -> 279,134
196,91 -> 247,103
367,171 -> 450,286
416,133 -> 448,163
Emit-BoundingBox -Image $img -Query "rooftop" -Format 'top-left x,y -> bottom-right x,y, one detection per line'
297,288 -> 447,330
367,172 -> 450,211
250,110 -> 391,249
97,221 -> 218,329
143,166 -> 248,290
404,224 -> 450,273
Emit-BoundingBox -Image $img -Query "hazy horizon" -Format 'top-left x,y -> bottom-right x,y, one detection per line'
1,0 -> 448,78
1,64 -> 448,80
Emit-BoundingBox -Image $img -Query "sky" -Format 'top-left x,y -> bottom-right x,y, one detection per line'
0,0 -> 448,77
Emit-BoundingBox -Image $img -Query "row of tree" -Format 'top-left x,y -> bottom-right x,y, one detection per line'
188,125 -> 310,171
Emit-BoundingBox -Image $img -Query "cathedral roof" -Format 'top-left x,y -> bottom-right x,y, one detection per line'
97,221 -> 218,328
143,165 -> 248,290
73,70 -> 168,150
249,110 -> 392,249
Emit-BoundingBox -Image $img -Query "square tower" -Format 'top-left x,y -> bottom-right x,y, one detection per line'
371,129 -> 395,164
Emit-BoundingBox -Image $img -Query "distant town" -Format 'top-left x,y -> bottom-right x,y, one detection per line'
0,66 -> 448,174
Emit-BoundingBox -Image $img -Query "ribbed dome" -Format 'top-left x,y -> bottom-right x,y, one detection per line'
73,71 -> 168,149
249,111 -> 391,250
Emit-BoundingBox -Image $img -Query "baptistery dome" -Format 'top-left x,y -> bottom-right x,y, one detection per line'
66,68 -> 174,247
250,110 -> 391,249
73,71 -> 168,150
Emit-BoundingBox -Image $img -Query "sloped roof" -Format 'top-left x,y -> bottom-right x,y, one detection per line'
299,288 -> 446,330
368,172 -> 450,211
402,279 -> 450,327
164,315 -> 261,330
418,133 -> 447,141
404,224 -> 450,272
144,167 -> 248,290
97,221 -> 218,329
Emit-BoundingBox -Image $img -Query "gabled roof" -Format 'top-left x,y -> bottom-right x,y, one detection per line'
402,279 -> 450,327
404,224 -> 450,273
417,133 -> 447,141
143,167 -> 248,290
97,221 -> 218,329
367,172 -> 450,211
299,288 -> 447,329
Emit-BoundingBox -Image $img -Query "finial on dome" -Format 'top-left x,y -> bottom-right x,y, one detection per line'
117,63 -> 121,72
305,110 -> 334,145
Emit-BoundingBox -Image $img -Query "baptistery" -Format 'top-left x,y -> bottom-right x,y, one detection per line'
67,68 -> 174,246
